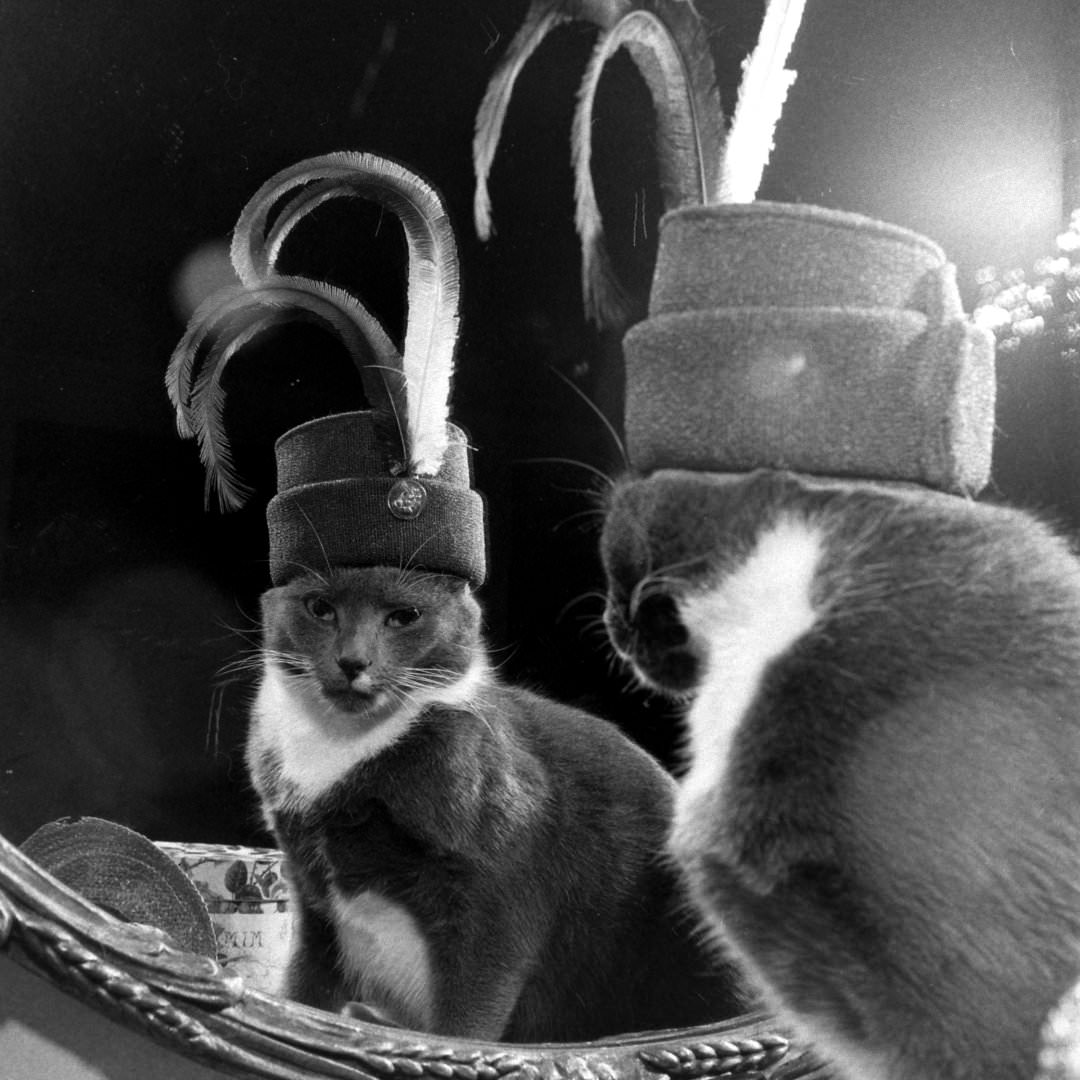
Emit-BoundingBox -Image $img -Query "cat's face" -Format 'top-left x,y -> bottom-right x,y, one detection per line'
260,565 -> 481,722
600,469 -> 809,696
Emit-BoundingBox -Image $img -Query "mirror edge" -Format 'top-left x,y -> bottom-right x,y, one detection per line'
0,830 -> 828,1079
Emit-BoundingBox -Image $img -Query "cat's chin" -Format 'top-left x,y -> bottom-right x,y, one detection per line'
626,656 -> 699,699
625,653 -> 700,702
323,687 -> 397,722
606,612 -> 700,699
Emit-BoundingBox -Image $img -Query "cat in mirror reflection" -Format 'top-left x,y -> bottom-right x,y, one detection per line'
600,467 -> 1080,1080
246,563 -> 748,1041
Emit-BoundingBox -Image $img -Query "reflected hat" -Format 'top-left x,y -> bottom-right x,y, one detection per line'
471,0 -> 994,495
622,202 -> 995,494
167,151 -> 486,582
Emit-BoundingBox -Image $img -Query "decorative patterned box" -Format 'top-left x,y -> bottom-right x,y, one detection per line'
156,842 -> 293,994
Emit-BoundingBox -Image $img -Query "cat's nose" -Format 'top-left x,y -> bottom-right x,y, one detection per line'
337,656 -> 370,680
634,593 -> 689,647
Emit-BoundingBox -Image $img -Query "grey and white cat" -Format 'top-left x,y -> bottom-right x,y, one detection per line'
600,467 -> 1080,1080
246,563 -> 748,1041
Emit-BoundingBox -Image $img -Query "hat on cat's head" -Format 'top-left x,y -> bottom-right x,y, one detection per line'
166,152 -> 487,587
623,202 -> 995,493
266,409 -> 485,587
474,0 -> 994,495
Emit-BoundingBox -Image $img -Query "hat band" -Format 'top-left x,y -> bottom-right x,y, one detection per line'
650,202 -> 951,316
623,306 -> 994,493
267,476 -> 487,586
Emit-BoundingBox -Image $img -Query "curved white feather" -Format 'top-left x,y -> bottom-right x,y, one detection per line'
166,283 -> 252,438
472,0 -> 632,240
191,313 -> 278,511
231,152 -> 459,477
570,4 -> 725,326
718,0 -> 806,203
169,275 -> 406,509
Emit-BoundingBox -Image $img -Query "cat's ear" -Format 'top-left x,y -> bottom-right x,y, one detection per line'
441,575 -> 470,597
259,586 -> 289,624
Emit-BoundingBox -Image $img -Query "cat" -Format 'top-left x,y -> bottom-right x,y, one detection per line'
599,466 -> 1080,1080
245,562 -> 748,1041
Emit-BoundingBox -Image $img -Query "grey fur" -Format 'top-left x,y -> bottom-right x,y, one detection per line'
600,468 -> 1080,1080
248,565 -> 748,1041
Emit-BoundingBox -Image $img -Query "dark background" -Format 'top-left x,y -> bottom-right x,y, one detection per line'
0,0 -> 1075,846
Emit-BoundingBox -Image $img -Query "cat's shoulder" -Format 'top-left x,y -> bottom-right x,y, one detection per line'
479,679 -> 674,790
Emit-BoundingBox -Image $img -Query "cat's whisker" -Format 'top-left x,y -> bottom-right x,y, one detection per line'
556,589 -> 607,626
397,530 -> 453,577
481,644 -> 519,675
292,503 -> 334,579
516,456 -> 615,493
394,669 -> 463,694
394,566 -> 446,589
579,615 -> 613,645
214,648 -> 274,685
259,647 -> 315,670
278,557 -> 332,587
546,365 -> 630,473
203,622 -> 261,648
216,599 -> 265,638
553,506 -> 607,534
627,559 -> 710,621
205,682 -> 225,757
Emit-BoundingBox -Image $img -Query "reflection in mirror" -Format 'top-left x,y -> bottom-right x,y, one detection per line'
1,0 -> 1076,1075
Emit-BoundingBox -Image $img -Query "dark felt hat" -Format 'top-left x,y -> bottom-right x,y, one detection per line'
167,152 -> 488,583
623,202 -> 996,494
267,410 -> 486,586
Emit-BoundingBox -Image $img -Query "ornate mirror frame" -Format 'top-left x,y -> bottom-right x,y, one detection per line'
0,830 -> 827,1079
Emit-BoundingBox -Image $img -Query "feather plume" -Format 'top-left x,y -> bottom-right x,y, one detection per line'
190,315 -> 278,510
166,274 -> 404,510
472,0 -> 632,241
476,0 -> 806,322
230,151 -> 460,477
717,0 -> 806,203
571,2 -> 725,326
231,176 -> 344,287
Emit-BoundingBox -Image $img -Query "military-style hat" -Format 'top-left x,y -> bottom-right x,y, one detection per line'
623,200 -> 994,493
473,0 -> 994,495
167,152 -> 486,586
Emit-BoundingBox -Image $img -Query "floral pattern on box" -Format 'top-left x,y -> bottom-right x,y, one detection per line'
156,841 -> 292,994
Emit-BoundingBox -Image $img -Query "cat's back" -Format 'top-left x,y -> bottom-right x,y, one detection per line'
654,473 -> 1080,1080
820,482 -> 1080,653
483,681 -> 678,819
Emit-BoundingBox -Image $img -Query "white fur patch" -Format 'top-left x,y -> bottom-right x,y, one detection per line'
676,516 -> 822,814
330,888 -> 434,1030
251,656 -> 489,810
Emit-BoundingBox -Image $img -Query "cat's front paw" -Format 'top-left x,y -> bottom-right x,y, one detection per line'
342,1000 -> 405,1028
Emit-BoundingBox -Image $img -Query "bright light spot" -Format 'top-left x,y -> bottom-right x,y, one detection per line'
746,340 -> 811,398
171,240 -> 237,320
973,304 -> 1011,331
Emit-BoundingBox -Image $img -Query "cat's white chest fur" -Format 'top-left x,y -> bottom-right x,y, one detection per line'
330,887 -> 434,1030
250,657 -> 488,811
676,515 -> 822,813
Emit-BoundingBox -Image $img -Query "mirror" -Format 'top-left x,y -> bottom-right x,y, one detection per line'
0,0 -> 1072,1075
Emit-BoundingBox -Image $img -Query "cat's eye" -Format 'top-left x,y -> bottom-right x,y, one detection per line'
304,596 -> 337,622
385,607 -> 422,628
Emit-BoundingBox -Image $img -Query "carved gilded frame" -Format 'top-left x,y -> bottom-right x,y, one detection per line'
0,830 -> 828,1080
